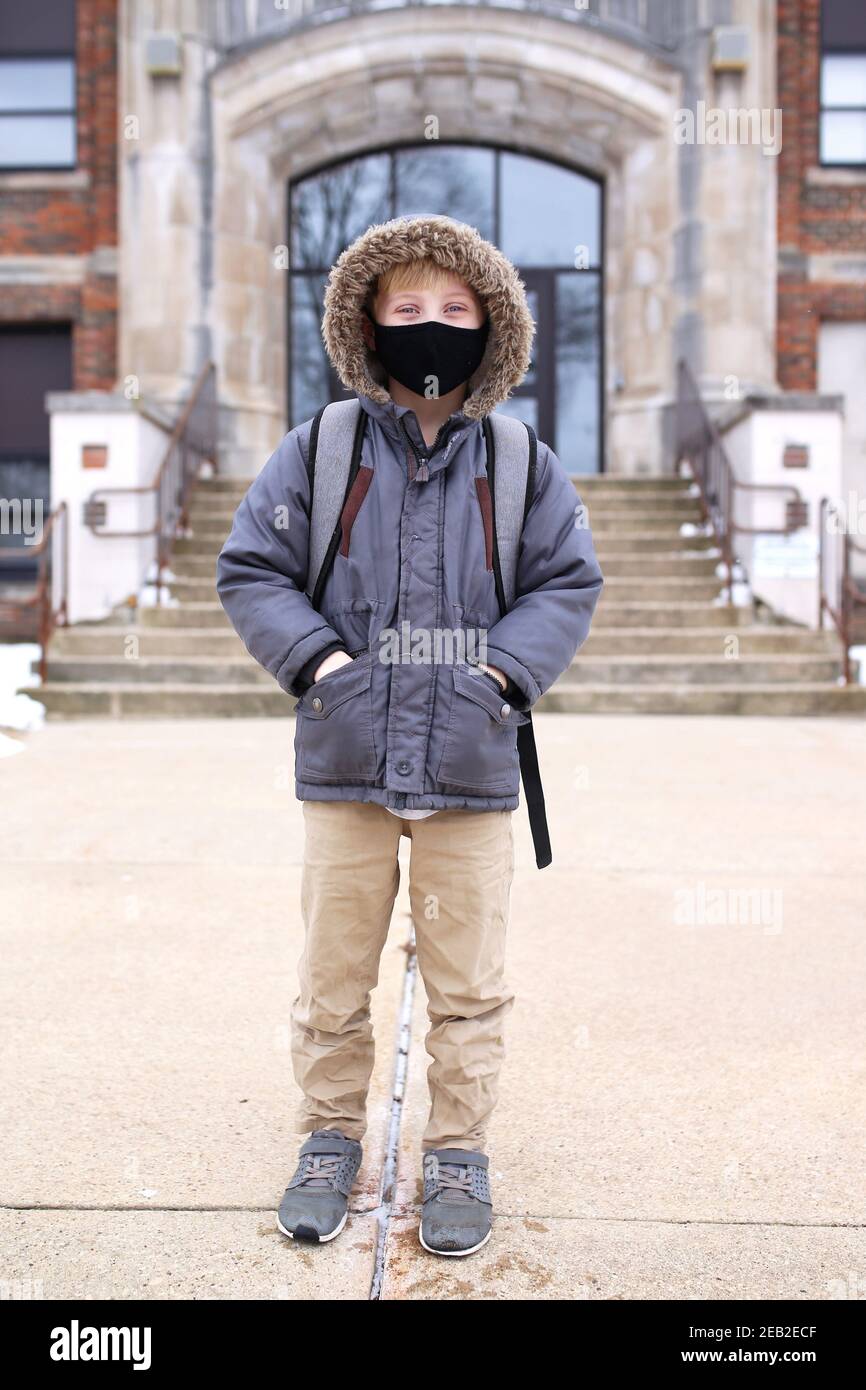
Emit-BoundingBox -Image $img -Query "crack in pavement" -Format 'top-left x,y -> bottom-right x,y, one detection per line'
3,1207 -> 863,1230
369,921 -> 419,1299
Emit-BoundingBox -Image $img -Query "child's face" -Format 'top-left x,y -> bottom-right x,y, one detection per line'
362,277 -> 484,351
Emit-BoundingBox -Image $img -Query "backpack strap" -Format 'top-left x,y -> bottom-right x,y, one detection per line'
484,414 -> 537,611
482,412 -> 551,871
306,398 -> 367,610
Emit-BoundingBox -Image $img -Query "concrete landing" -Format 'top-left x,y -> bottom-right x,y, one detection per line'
1,715 -> 864,1299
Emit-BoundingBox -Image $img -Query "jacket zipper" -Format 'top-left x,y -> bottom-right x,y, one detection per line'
393,412 -> 459,817
400,415 -> 428,482
399,414 -> 461,482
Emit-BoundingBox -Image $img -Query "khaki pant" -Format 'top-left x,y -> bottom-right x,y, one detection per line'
290,800 -> 516,1154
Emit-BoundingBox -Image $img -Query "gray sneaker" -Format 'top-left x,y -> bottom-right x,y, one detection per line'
277,1129 -> 363,1243
419,1148 -> 493,1256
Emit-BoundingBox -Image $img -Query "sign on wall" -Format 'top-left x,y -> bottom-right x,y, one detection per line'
752,532 -> 819,579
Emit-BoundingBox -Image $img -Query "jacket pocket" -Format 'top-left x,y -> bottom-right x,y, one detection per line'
436,662 -> 529,796
294,651 -> 377,784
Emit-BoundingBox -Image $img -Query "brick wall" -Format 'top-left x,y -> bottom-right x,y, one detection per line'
0,0 -> 118,389
777,0 -> 866,390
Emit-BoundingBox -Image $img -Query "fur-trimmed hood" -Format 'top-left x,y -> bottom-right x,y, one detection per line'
321,213 -> 535,421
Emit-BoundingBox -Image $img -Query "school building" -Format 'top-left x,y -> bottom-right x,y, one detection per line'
1,0 -> 865,713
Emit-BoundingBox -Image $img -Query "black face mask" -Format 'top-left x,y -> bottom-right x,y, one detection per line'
368,313 -> 490,399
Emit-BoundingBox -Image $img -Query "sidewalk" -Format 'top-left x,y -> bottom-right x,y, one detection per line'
2,713 -> 865,1300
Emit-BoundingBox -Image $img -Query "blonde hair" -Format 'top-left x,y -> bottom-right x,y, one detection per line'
367,256 -> 483,314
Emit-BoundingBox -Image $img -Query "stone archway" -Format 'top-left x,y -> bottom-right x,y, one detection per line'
208,9 -> 683,472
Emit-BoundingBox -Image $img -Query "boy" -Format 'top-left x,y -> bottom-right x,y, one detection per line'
216,213 -> 603,1257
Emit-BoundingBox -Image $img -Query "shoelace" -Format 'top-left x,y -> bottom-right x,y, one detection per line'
293,1153 -> 344,1189
293,1130 -> 350,1190
430,1161 -> 477,1203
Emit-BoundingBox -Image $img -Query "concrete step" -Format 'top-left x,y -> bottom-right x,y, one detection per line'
26,678 -> 866,719
584,506 -> 705,526
173,523 -> 232,544
184,511 -> 240,530
591,521 -> 710,541
48,619 -> 840,664
171,556 -> 221,579
144,599 -> 746,630
168,572 -> 728,604
596,577 -> 725,601
25,682 -> 290,718
594,532 -> 716,553
176,522 -> 716,554
175,516 -> 714,556
50,626 -> 247,657
563,655 -> 845,685
591,602 -> 750,628
193,478 -> 254,496
570,475 -> 690,492
593,553 -> 721,578
575,491 -> 702,510
172,537 -> 226,557
187,503 -> 242,523
536,683 -> 866,715
166,578 -> 221,601
41,656 -> 270,686
192,486 -> 698,520
580,627 -> 841,656
139,602 -> 232,628
184,549 -> 760,585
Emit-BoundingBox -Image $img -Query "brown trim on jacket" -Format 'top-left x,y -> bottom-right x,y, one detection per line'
474,476 -> 494,571
339,465 -> 375,557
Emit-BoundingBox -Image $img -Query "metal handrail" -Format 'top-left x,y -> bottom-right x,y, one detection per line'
0,500 -> 68,681
818,497 -> 866,685
84,360 -> 218,601
674,359 -> 808,594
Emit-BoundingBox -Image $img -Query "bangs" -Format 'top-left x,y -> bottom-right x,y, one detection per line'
367,257 -> 480,311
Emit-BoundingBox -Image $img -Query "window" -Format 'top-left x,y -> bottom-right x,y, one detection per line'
0,1 -> 77,170
0,326 -> 72,578
820,0 -> 866,165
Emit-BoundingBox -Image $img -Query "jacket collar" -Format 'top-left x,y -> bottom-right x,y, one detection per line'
355,391 -> 480,458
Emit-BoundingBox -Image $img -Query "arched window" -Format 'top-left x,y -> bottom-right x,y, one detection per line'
289,144 -> 603,472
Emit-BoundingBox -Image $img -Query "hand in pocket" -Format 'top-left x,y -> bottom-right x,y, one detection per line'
313,650 -> 354,683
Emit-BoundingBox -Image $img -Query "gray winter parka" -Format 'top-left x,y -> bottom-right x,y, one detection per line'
216,213 -> 604,814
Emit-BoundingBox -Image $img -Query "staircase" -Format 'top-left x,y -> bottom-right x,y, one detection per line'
554,475 -> 865,714
26,473 -> 866,717
28,477 -> 280,718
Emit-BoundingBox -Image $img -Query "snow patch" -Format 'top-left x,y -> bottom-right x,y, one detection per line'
0,642 -> 46,733
144,560 -> 177,583
138,583 -> 179,608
